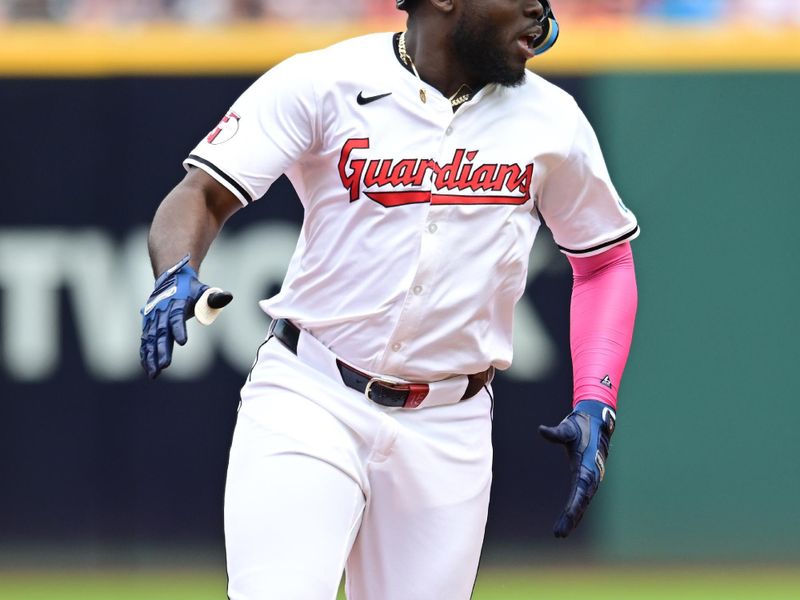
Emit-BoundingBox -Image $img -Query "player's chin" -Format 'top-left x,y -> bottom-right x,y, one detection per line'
473,46 -> 528,88
494,61 -> 527,88
500,49 -> 529,85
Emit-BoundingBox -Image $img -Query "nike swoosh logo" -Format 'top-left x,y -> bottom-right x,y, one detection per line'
357,91 -> 392,105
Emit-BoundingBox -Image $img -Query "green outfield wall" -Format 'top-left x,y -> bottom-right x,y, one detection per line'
589,72 -> 800,561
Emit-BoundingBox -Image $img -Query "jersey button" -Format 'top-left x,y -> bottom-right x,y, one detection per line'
391,343 -> 402,352
427,223 -> 438,234
445,126 -> 453,136
413,285 -> 424,295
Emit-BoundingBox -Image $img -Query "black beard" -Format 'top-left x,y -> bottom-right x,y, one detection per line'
450,9 -> 526,88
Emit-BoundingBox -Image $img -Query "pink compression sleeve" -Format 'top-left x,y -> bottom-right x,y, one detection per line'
567,242 -> 637,410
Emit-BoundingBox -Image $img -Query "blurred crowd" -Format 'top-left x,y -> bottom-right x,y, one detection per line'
2,0 -> 800,24
0,0 -> 395,23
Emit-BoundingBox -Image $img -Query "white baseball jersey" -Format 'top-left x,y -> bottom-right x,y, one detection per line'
184,32 -> 638,382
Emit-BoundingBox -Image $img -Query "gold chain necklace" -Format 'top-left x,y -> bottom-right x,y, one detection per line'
399,31 -> 471,108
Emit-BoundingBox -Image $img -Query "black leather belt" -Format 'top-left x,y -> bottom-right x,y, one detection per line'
270,319 -> 494,409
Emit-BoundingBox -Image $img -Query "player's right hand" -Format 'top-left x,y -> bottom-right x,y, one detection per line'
139,254 -> 211,379
538,400 -> 616,538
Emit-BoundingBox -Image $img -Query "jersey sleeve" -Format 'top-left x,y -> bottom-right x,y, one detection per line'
183,53 -> 318,205
537,102 -> 639,257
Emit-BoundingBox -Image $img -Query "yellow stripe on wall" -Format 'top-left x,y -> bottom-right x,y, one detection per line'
536,20 -> 800,73
1,20 -> 800,76
0,23 -> 399,76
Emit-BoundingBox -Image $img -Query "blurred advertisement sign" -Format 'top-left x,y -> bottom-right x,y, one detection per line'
0,225 -> 562,383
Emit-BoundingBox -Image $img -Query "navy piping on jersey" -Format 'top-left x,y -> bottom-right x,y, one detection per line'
187,154 -> 253,204
557,225 -> 639,255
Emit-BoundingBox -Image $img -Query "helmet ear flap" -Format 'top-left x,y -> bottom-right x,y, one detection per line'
532,0 -> 560,56
533,16 -> 560,56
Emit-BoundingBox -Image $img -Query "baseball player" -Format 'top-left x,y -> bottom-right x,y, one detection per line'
139,1 -> 639,598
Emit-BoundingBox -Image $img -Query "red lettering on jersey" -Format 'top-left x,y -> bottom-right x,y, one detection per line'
509,163 -> 534,196
389,160 -> 418,186
468,164 -> 499,191
338,138 -> 370,202
364,159 -> 393,188
338,138 -> 534,207
435,149 -> 464,190
413,160 -> 438,186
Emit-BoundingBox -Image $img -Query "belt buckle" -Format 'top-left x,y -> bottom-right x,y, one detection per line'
364,377 -> 429,409
363,377 -> 381,402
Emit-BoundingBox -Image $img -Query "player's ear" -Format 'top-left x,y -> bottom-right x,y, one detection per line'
428,0 -> 455,15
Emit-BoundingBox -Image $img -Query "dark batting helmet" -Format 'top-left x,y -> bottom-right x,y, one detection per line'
395,0 -> 560,56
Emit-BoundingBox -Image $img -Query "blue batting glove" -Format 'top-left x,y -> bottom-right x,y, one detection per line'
538,400 -> 616,538
139,254 -> 208,379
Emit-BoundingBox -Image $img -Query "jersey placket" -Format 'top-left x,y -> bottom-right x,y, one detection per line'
379,102 -> 472,377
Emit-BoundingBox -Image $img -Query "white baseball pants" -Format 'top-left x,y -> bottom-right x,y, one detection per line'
224,336 -> 493,600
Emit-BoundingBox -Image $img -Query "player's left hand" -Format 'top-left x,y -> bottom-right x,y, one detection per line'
538,400 -> 616,538
139,254 -> 211,379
